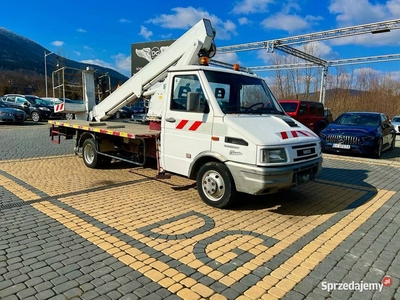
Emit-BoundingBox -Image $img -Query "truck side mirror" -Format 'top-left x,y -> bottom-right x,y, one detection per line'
187,92 -> 200,112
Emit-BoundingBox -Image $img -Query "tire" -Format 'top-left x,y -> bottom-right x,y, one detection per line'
82,138 -> 101,168
196,162 -> 237,208
65,113 -> 74,120
31,111 -> 41,122
389,135 -> 396,151
375,138 -> 383,158
115,111 -> 121,119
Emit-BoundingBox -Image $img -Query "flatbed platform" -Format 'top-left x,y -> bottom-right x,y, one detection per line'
49,119 -> 160,139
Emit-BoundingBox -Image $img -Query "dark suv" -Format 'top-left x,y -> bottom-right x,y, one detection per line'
1,94 -> 61,122
279,100 -> 331,135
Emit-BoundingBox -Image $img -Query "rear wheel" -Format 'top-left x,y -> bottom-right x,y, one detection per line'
196,162 -> 237,208
82,138 -> 100,168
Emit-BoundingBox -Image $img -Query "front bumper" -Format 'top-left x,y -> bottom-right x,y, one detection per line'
0,113 -> 25,123
225,157 -> 322,195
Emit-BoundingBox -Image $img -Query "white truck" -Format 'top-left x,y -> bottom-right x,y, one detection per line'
49,18 -> 323,208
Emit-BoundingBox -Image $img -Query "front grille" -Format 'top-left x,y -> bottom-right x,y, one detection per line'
292,143 -> 318,162
325,135 -> 361,144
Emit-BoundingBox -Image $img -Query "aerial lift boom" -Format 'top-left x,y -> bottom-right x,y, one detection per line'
90,18 -> 216,122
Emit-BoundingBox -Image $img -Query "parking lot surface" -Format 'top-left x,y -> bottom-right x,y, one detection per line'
0,122 -> 400,300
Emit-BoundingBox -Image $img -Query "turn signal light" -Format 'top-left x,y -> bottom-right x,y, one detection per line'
233,64 -> 240,71
200,57 -> 209,66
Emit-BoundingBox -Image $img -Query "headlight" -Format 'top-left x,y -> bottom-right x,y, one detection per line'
39,107 -> 51,111
362,136 -> 375,141
0,112 -> 12,116
260,148 -> 287,163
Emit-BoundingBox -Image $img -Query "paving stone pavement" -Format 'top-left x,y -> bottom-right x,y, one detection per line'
0,123 -> 400,300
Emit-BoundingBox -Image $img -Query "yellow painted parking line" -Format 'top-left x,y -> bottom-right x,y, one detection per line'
0,173 -> 41,201
31,201 -> 219,299
323,153 -> 400,167
261,189 -> 394,299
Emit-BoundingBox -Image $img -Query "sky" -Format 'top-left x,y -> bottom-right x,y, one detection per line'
1,0 -> 400,79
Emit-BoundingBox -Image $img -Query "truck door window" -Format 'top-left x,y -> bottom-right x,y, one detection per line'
171,75 -> 206,113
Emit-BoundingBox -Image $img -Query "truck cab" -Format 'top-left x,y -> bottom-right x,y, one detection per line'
153,65 -> 322,207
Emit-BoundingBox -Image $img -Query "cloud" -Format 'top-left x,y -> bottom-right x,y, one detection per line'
113,53 -> 131,74
231,0 -> 274,15
327,0 -> 400,46
80,59 -> 114,70
329,0 -> 388,25
147,6 -> 237,40
77,28 -> 86,33
213,52 -> 241,65
83,45 -> 93,50
261,13 -> 311,33
119,18 -> 131,24
238,17 -> 252,25
139,26 -> 153,40
51,41 -> 64,47
74,51 -> 81,56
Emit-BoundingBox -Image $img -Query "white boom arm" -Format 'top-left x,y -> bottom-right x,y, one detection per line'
90,18 -> 216,122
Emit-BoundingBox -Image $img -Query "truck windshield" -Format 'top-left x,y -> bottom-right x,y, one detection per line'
204,70 -> 284,115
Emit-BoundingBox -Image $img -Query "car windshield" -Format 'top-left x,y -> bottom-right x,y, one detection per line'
203,70 -> 284,115
334,113 -> 380,126
24,96 -> 48,106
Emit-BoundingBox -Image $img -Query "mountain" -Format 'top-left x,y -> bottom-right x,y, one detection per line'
0,27 -> 129,88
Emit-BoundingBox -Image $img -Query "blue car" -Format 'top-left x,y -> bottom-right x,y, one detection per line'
320,112 -> 396,158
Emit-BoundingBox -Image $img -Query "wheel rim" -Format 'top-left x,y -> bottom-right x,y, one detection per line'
201,170 -> 225,201
115,112 -> 120,119
66,113 -> 73,120
84,143 -> 95,164
31,112 -> 40,122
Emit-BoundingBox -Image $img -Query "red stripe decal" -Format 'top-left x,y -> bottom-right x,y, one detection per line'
281,132 -> 288,139
188,121 -> 202,131
297,130 -> 311,137
291,131 -> 298,137
176,120 -> 188,129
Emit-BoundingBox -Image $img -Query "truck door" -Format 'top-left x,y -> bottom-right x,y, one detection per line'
161,74 -> 213,176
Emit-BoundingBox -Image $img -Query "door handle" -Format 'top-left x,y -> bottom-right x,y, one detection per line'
166,117 -> 176,123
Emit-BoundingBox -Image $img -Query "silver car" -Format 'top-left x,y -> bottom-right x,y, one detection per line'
0,101 -> 26,123
391,116 -> 400,134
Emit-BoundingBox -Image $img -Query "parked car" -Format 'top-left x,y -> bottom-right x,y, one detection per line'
324,107 -> 333,124
114,106 -> 133,119
0,101 -> 26,123
130,99 -> 148,122
279,100 -> 329,135
391,115 -> 400,134
320,112 -> 396,158
1,94 -> 63,122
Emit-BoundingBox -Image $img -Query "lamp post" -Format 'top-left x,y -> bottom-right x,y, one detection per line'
44,51 -> 54,97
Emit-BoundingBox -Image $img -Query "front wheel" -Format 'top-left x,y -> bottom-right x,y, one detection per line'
375,138 -> 383,158
389,135 -> 396,151
196,162 -> 237,208
31,111 -> 41,122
